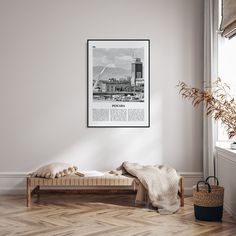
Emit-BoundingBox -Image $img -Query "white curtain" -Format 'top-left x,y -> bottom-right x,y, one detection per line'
203,0 -> 219,178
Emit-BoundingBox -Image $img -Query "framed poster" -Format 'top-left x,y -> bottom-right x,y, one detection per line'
87,39 -> 150,127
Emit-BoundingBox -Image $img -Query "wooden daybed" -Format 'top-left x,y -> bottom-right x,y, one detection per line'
26,174 -> 184,208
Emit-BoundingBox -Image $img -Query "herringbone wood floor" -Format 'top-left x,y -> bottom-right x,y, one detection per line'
0,194 -> 236,236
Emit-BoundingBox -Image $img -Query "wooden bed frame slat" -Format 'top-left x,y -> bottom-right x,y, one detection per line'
26,176 -> 184,208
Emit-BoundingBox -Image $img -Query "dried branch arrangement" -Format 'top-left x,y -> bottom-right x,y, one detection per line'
177,78 -> 236,139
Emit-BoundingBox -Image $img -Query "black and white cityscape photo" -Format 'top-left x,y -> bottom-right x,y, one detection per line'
88,40 -> 150,127
92,47 -> 145,102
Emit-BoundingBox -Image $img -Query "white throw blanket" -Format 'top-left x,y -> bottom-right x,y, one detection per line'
111,162 -> 180,214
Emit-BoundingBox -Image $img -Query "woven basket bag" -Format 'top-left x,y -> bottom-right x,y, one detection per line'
193,176 -> 224,221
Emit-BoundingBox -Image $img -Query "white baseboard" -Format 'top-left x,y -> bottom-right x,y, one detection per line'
178,172 -> 203,196
0,172 -> 28,194
224,202 -> 236,219
0,172 -> 203,196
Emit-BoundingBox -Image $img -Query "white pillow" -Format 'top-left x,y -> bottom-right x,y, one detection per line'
31,162 -> 78,178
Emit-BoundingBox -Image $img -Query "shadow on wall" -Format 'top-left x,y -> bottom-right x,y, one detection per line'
37,94 -> 164,171
0,90 -> 163,172
57,114 -> 163,171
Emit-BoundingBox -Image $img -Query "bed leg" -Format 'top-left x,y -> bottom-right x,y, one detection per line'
134,181 -> 146,206
35,185 -> 40,201
27,177 -> 31,208
179,177 -> 184,207
37,185 -> 40,199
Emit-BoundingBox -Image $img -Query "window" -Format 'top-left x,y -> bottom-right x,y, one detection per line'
216,0 -> 236,141
217,35 -> 236,141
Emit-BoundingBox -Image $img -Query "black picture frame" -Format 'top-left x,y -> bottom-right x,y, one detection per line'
87,39 -> 150,128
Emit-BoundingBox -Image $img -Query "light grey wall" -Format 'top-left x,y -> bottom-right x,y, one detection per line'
0,0 -> 204,172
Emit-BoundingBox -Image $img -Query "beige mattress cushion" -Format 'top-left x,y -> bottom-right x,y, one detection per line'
31,162 -> 78,178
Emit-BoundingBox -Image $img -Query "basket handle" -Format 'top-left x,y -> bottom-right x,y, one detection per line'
196,181 -> 211,193
205,176 -> 219,186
